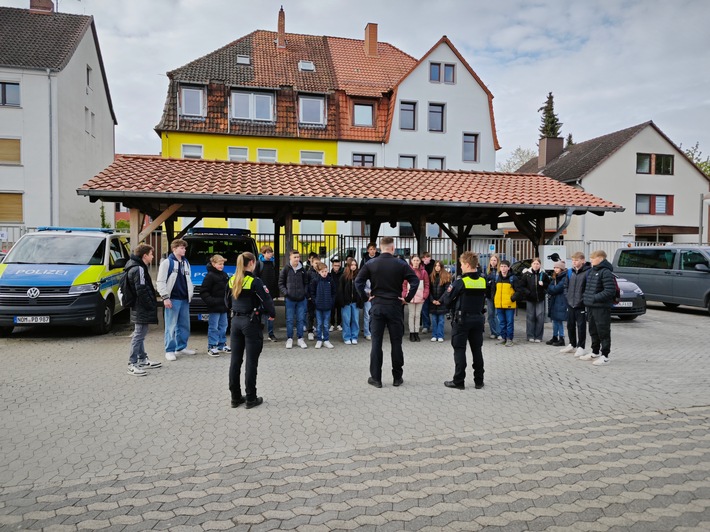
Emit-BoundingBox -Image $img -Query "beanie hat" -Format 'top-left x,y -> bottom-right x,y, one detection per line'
553,260 -> 566,270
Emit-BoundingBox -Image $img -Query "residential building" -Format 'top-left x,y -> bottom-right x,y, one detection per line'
154,8 -> 499,237
517,121 -> 710,243
0,0 -> 116,230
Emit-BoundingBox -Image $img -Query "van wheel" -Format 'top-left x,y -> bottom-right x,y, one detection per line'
0,326 -> 13,338
662,302 -> 679,309
93,298 -> 114,335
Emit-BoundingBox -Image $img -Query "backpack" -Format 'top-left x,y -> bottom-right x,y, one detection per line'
118,269 -> 137,308
612,275 -> 621,305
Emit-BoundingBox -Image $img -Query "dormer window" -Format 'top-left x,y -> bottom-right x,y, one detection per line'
353,102 -> 374,127
231,91 -> 274,121
180,85 -> 206,117
298,60 -> 315,72
299,95 -> 325,125
236,55 -> 251,65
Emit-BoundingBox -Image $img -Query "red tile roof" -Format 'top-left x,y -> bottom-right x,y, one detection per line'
81,155 -> 621,213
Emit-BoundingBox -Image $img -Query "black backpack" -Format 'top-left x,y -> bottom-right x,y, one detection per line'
118,269 -> 137,308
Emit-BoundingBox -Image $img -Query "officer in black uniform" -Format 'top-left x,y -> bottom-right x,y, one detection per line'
355,236 -> 419,388
442,251 -> 487,390
227,252 -> 275,409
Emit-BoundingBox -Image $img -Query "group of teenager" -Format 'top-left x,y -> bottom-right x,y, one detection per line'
483,249 -> 617,366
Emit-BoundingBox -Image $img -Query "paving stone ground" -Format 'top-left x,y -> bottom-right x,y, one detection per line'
1,303 -> 709,530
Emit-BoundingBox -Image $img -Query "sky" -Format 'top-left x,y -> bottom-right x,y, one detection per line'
4,0 -> 710,166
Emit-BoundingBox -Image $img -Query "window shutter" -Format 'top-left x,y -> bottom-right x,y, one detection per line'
0,139 -> 21,163
666,195 -> 674,215
0,193 -> 23,222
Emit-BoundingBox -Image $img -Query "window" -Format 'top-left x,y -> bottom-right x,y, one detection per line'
463,133 -> 479,162
680,250 -> 709,271
656,154 -> 674,175
617,249 -> 676,269
236,55 -> 251,65
257,148 -> 277,163
636,154 -> 651,174
353,103 -> 374,127
231,91 -> 274,121
301,220 -> 321,234
636,194 -> 673,215
258,218 -> 275,233
180,86 -> 205,117
181,145 -> 203,159
299,95 -> 325,125
427,156 -> 444,170
428,103 -> 445,132
0,193 -> 23,223
636,153 -> 674,175
444,64 -> 455,83
398,155 -> 416,169
86,65 -> 92,88
400,101 -> 416,130
298,60 -> 315,72
0,138 -> 21,164
352,153 -> 375,167
301,151 -> 324,165
429,62 -> 441,82
228,147 -> 248,161
0,82 -> 20,106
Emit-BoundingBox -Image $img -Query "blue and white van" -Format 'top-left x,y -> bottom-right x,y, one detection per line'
0,227 -> 131,336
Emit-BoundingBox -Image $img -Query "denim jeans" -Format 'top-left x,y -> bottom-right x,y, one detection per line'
486,298 -> 500,337
261,312 -> 274,336
552,320 -> 565,339
496,308 -> 516,340
129,323 -> 150,364
315,309 -> 331,341
341,303 -> 360,342
430,313 -> 445,340
421,299 -> 431,330
525,300 -> 546,341
363,300 -> 372,337
164,298 -> 191,353
285,298 -> 307,339
207,312 -> 228,349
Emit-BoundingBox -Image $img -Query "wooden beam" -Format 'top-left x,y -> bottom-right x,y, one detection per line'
137,203 -> 182,243
129,208 -> 142,250
176,217 -> 202,240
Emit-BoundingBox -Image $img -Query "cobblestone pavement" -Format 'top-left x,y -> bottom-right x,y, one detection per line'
1,304 -> 709,530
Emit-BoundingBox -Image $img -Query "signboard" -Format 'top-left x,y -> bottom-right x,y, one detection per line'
540,245 -> 567,271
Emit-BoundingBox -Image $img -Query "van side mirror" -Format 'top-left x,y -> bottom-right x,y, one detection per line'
695,264 -> 710,273
114,258 -> 128,269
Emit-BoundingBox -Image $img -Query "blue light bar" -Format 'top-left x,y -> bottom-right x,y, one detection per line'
37,227 -> 114,234
187,228 -> 252,236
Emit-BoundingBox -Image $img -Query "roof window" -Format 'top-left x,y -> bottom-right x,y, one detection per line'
236,55 -> 251,65
298,60 -> 315,72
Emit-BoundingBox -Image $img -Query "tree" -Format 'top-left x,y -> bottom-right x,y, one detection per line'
566,133 -> 574,147
683,142 -> 710,177
497,146 -> 537,173
538,92 -> 562,138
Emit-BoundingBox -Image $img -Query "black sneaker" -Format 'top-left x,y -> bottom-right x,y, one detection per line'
245,397 -> 264,409
268,334 -> 278,342
231,395 -> 246,408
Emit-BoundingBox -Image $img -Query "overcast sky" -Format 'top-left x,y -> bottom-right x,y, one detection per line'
5,0 -> 710,165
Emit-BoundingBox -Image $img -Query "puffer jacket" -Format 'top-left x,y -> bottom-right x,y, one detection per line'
200,263 -> 230,313
492,273 -> 517,309
278,263 -> 308,301
566,262 -> 591,308
254,255 -> 278,295
547,271 -> 568,321
338,275 -> 363,308
485,267 -> 498,299
519,268 -> 550,303
428,273 -> 450,315
583,259 -> 616,308
309,274 -> 336,311
402,265 -> 430,304
125,256 -> 158,325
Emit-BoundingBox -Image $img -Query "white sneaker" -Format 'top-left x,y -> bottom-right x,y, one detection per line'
437,338 -> 444,342
207,347 -> 221,357
489,334 -> 496,339
497,336 -> 503,341
165,352 -> 177,361
315,341 -> 323,349
528,338 -> 535,343
365,336 -> 371,340
324,341 -> 334,349
421,328 -> 429,333
329,325 -> 334,331
308,332 -> 315,341
178,348 -> 196,355
579,353 -> 600,361
560,344 -> 575,354
593,356 -> 610,366
351,339 -> 358,345
337,325 -> 343,331
431,337 -> 438,342
127,363 -> 147,376
344,339 -> 352,345
220,346 -> 231,353
298,338 -> 308,349
574,347 -> 587,357
534,339 -> 541,343
286,338 -> 293,349
137,358 -> 162,369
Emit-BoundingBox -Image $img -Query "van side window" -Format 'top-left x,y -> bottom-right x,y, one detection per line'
109,238 -> 125,267
680,250 -> 709,271
618,249 -> 676,269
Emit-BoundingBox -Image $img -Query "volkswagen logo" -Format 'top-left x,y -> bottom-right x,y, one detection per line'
27,287 -> 40,299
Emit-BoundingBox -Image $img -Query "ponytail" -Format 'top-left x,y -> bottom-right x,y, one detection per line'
231,252 -> 256,299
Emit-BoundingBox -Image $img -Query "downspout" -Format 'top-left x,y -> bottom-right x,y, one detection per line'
546,207 -> 575,244
47,68 -> 55,225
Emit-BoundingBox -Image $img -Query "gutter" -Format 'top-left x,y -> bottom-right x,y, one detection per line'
546,207 -> 575,244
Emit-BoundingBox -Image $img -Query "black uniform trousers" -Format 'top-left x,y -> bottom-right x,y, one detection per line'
229,315 -> 263,401
587,306 -> 611,357
451,314 -> 485,386
566,306 -> 587,349
369,300 -> 405,382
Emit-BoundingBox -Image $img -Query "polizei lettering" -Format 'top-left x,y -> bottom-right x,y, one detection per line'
15,269 -> 70,276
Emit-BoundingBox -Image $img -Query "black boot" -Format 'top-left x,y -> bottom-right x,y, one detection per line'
553,337 -> 566,346
410,332 -> 416,342
415,332 -> 421,342
546,336 -> 558,345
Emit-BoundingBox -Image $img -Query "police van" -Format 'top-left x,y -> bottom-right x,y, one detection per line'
0,227 -> 131,336
182,228 -> 258,321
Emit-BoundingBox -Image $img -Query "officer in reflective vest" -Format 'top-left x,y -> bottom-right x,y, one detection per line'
442,251 -> 487,390
227,252 -> 275,409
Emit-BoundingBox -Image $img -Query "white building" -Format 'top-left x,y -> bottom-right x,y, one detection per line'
0,0 -> 116,230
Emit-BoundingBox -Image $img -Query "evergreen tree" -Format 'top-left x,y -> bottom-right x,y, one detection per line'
566,133 -> 574,147
538,92 -> 562,138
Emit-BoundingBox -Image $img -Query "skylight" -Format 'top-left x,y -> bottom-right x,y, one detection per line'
298,60 -> 315,72
236,55 -> 251,65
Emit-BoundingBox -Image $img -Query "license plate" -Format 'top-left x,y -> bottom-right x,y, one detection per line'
198,314 -> 210,322
14,316 -> 50,324
614,301 -> 633,308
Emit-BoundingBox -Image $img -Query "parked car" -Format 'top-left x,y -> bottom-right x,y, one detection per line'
0,250 -> 6,263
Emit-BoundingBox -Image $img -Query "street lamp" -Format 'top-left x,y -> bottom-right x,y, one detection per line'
700,192 -> 710,245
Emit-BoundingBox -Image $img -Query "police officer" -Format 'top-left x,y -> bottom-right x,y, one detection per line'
442,251 -> 487,390
227,252 -> 275,409
355,236 -> 419,388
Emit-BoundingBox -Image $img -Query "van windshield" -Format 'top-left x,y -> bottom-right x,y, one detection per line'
185,238 -> 255,266
4,235 -> 106,265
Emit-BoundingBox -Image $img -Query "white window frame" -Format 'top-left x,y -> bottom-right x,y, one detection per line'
231,91 -> 274,122
398,155 -> 416,169
300,151 -> 324,165
299,95 -> 325,125
182,144 -> 203,159
228,147 -> 249,162
257,148 -> 277,163
236,55 -> 251,65
180,86 -> 206,117
353,103 -> 374,127
298,60 -> 316,72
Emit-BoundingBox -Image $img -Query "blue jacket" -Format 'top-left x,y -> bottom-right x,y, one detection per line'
309,274 -> 336,311
547,272 -> 568,321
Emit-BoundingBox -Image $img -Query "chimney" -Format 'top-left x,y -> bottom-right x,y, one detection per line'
538,137 -> 564,169
276,6 -> 286,49
364,23 -> 378,57
30,0 -> 54,14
